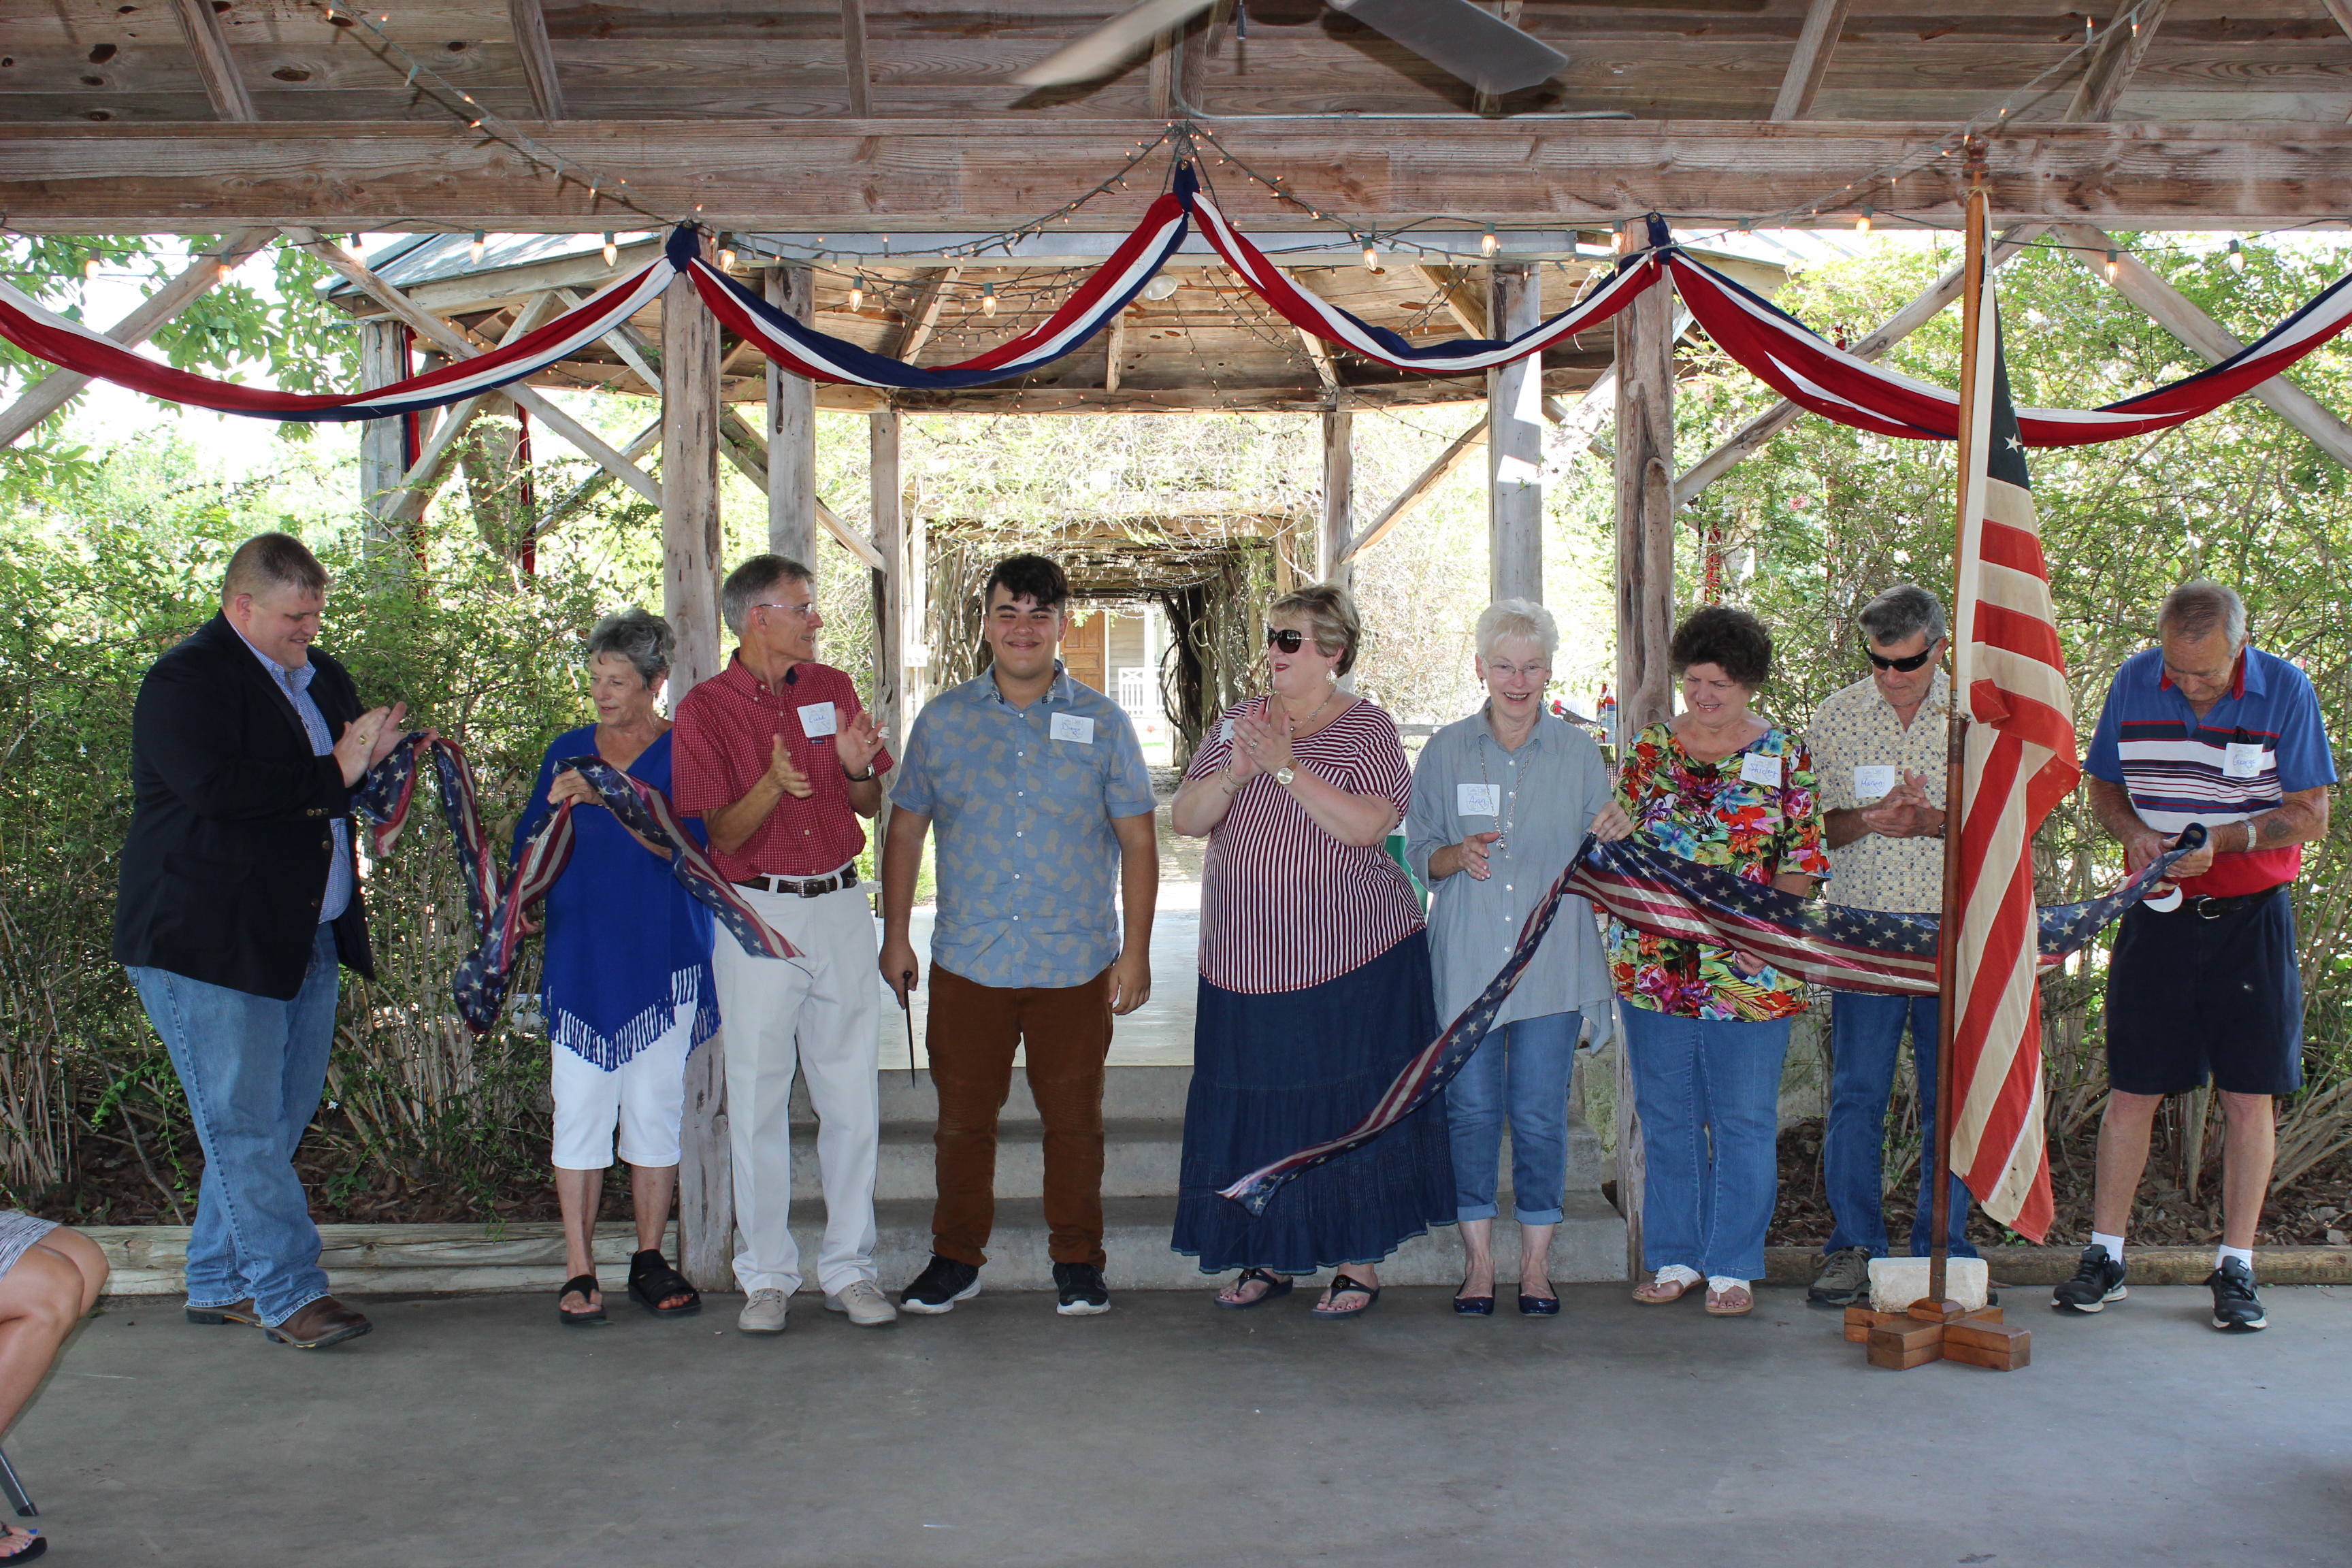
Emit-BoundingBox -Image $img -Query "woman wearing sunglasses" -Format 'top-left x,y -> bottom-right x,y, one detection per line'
1169,585 -> 1450,1319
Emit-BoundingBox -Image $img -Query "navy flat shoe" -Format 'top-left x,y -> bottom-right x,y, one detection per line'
1518,1292 -> 1561,1316
1453,1288 -> 1495,1316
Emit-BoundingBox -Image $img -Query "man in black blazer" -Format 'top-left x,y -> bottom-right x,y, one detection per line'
116,533 -> 409,1350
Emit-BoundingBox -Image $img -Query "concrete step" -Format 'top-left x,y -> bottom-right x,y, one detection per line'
789,1118 -> 1185,1201
789,1064 -> 1193,1127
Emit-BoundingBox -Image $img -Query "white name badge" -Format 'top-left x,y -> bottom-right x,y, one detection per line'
1739,751 -> 1784,788
1457,782 -> 1503,817
1853,764 -> 1899,800
1050,712 -> 1096,745
797,701 -> 838,738
1220,717 -> 1235,745
2223,742 -> 2268,780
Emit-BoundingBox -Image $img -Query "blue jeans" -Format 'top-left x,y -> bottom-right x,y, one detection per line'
1824,992 -> 1976,1258
127,924 -> 340,1326
1622,1007 -> 1789,1281
1447,1012 -> 1579,1226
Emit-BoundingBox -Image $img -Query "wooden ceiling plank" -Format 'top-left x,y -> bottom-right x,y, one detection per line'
1414,264 -> 1490,338
508,0 -> 568,120
894,266 -> 963,362
1338,413 -> 1488,566
2323,0 -> 2352,122
2062,1 -> 2174,122
1770,0 -> 1850,122
840,0 -> 872,118
2059,220 -> 2352,468
167,0 -> 255,121
0,225 -> 275,446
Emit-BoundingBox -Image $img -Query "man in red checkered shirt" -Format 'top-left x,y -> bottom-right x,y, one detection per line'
673,554 -> 895,1335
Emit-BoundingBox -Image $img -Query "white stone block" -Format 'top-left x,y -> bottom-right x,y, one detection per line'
1867,1256 -> 1989,1312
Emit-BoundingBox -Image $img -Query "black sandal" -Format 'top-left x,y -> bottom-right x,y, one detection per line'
626,1249 -> 702,1318
0,1521 -> 46,1561
1213,1268 -> 1293,1311
557,1273 -> 605,1326
1309,1273 -> 1382,1320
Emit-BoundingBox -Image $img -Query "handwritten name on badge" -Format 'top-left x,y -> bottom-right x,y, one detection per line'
798,702 -> 838,738
1739,751 -> 1783,789
1050,713 -> 1096,745
1457,782 -> 1503,817
2223,742 -> 2268,780
1853,764 -> 1899,800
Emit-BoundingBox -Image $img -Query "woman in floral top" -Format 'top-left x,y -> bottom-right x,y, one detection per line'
1610,606 -> 1830,1318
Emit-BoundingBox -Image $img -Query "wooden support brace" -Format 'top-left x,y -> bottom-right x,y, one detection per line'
380,293 -> 565,526
840,0 -> 873,117
1106,306 -> 1130,395
0,227 -> 277,448
169,0 -> 255,121
893,267 -> 962,363
1339,414 -> 1488,567
716,406 -> 887,571
1414,263 -> 1489,338
507,0 -> 568,120
2065,1 -> 2171,122
1771,0 -> 1850,122
536,417 -> 662,533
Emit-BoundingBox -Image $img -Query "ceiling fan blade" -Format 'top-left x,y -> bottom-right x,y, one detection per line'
1326,0 -> 1569,96
1012,0 -> 1221,87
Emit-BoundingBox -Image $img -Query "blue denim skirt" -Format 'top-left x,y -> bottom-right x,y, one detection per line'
1173,931 -> 1454,1275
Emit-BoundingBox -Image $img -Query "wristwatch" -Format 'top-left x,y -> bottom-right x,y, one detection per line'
1274,765 -> 1296,788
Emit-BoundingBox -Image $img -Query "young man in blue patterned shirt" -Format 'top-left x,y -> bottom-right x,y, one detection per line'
879,555 -> 1159,1316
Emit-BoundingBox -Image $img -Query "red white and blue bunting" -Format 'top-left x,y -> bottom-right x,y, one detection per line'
4,163 -> 2352,448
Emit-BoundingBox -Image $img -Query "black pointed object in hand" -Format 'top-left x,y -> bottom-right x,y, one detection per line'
900,973 -> 918,1085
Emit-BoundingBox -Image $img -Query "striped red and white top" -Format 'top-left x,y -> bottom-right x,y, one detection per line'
1185,696 -> 1424,994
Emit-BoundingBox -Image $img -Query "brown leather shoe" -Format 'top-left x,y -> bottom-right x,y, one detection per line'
185,1297 -> 261,1327
261,1296 -> 372,1349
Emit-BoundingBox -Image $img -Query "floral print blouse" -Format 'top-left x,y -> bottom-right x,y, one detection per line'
1607,721 -> 1832,1022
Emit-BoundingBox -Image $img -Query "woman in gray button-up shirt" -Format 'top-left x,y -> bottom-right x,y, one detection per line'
1407,600 -> 1628,1316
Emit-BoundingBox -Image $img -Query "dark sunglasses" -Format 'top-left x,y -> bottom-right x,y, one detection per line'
1267,628 -> 1307,653
1867,647 -> 1936,673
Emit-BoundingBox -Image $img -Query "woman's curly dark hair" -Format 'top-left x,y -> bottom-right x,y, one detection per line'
1669,604 -> 1773,687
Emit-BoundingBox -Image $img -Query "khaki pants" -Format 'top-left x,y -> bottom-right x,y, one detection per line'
926,964 -> 1113,1270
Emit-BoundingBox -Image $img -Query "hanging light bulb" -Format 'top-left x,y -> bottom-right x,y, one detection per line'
2227,238 -> 2245,274
1360,234 -> 1379,271
2104,247 -> 2120,282
717,233 -> 736,270
469,230 -> 487,264
848,276 -> 864,313
1855,206 -> 1874,235
83,256 -> 100,280
981,283 -> 998,317
1480,225 -> 1499,257
602,231 -> 617,266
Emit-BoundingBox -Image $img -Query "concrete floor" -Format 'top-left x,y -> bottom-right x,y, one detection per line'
13,1284 -> 2351,1567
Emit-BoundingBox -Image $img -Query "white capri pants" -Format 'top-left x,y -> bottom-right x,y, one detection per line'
549,1007 -> 696,1171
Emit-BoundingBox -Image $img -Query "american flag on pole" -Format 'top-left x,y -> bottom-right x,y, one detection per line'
1946,243 -> 2083,1243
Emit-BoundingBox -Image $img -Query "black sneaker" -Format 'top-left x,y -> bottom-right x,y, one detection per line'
2204,1258 -> 2267,1333
1053,1261 -> 1111,1316
899,1255 -> 981,1316
2051,1244 -> 2128,1313
1807,1245 -> 1874,1307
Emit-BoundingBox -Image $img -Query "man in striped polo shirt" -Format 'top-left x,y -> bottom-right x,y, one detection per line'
2059,581 -> 2334,1333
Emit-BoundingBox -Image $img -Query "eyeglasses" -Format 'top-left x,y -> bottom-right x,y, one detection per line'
1267,628 -> 1308,653
1486,662 -> 1550,681
754,601 -> 817,619
1867,647 -> 1936,673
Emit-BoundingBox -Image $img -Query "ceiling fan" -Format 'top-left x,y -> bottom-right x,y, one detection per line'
1011,0 -> 1570,99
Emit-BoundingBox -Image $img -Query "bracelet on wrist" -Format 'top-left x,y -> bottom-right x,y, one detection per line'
845,765 -> 876,783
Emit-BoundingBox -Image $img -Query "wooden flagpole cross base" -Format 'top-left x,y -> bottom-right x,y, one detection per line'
1847,1298 -> 2031,1372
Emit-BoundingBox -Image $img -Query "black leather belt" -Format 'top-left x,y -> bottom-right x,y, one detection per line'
734,867 -> 859,898
2170,887 -> 2280,920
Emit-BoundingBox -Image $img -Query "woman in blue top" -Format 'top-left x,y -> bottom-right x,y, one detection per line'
513,609 -> 717,1326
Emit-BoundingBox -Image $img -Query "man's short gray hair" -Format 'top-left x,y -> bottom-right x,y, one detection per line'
2159,579 -> 2247,647
720,554 -> 814,636
1475,598 -> 1558,664
585,608 -> 675,688
1857,583 -> 1948,648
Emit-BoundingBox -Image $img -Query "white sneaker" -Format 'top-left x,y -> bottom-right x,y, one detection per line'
824,1279 -> 899,1327
736,1288 -> 789,1335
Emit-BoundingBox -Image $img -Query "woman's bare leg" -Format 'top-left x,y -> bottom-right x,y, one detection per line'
1518,1222 -> 1557,1300
1458,1218 -> 1495,1300
554,1164 -> 604,1314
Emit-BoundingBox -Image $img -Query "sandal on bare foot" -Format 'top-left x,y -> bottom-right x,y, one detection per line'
1214,1268 -> 1292,1310
1309,1273 -> 1381,1320
1633,1267 -> 1701,1305
0,1521 -> 46,1561
1705,1282 -> 1754,1316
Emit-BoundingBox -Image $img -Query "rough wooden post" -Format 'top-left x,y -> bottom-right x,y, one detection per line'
1488,263 -> 1544,604
1612,223 -> 1678,1281
663,230 -> 732,1292
766,264 -> 819,571
358,318 -> 407,546
869,410 -> 905,885
1316,406 -> 1353,589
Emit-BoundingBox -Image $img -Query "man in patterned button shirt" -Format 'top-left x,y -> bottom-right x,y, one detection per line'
879,554 -> 1158,1318
1803,584 -> 1975,1307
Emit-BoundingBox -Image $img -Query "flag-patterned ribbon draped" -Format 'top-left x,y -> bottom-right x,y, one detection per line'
356,734 -> 798,1034
1218,830 -> 2201,1214
9,167 -> 2352,445
1944,254 -> 2083,1243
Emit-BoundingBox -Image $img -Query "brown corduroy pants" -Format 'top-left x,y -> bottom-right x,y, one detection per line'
925,963 -> 1114,1270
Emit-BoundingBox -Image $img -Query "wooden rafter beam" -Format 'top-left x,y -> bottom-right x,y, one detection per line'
1771,0 -> 1850,122
555,285 -> 659,393
840,0 -> 873,118
1337,414 -> 1488,566
1414,263 -> 1488,338
10,121 -> 2350,231
2064,1 -> 2172,123
382,292 -> 566,525
507,0 -> 568,121
1149,27 -> 1179,120
168,0 -> 255,122
2323,1 -> 2352,124
713,406 -> 888,569
1106,306 -> 1130,395
0,227 -> 276,447
284,229 -> 662,508
894,267 -> 962,363
2057,222 -> 2352,469
539,418 -> 662,534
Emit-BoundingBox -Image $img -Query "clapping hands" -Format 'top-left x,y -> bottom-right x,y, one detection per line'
1861,771 -> 1944,840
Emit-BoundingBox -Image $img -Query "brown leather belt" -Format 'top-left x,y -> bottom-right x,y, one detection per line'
734,867 -> 859,898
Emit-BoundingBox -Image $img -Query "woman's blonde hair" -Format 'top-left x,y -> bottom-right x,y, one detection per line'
1270,583 -> 1363,676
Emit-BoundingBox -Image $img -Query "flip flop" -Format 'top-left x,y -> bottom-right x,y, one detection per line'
1309,1273 -> 1382,1320
1214,1268 -> 1293,1310
557,1273 -> 605,1326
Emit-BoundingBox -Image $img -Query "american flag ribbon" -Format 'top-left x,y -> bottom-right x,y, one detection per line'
1217,830 -> 2202,1215
355,734 -> 799,1034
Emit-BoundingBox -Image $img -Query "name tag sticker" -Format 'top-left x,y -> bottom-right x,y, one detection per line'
1220,717 -> 1235,745
1853,764 -> 1899,800
1457,782 -> 1503,817
2223,742 -> 2268,780
797,701 -> 838,738
1739,751 -> 1784,788
1050,712 -> 1096,745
